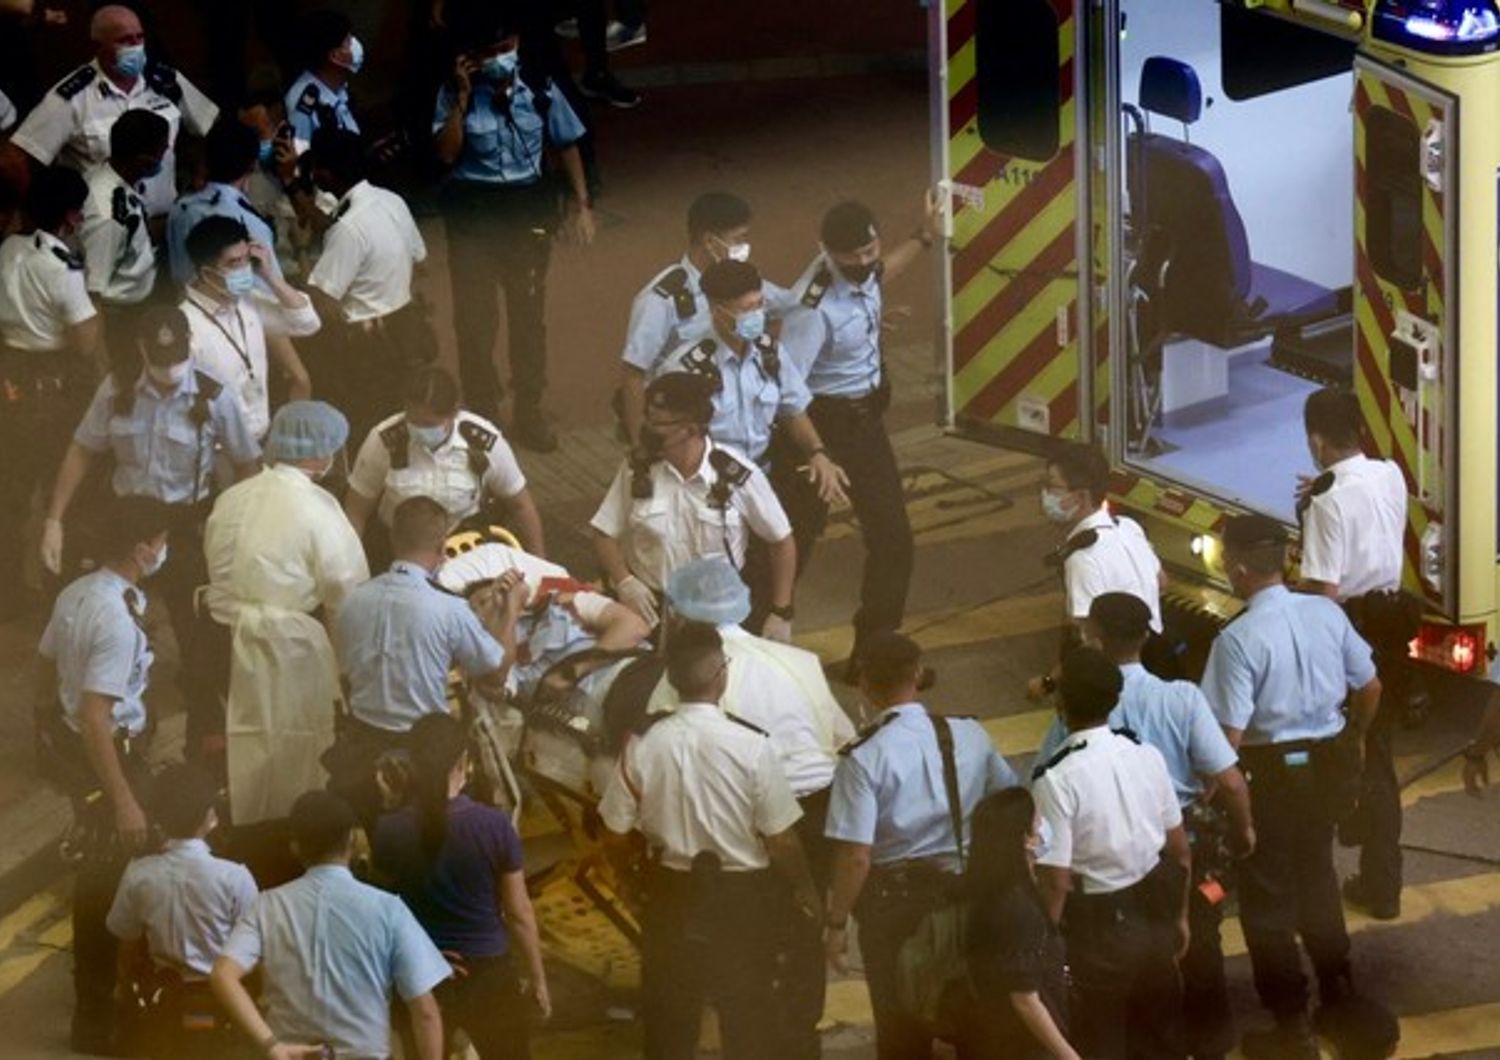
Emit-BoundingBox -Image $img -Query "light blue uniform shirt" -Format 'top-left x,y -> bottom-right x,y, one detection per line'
781,253 -> 884,398
432,76 -> 586,186
1201,585 -> 1377,747
284,71 -> 359,149
652,334 -> 811,464
825,703 -> 1019,869
166,182 -> 281,285
510,596 -> 603,700
73,365 -> 261,504
38,568 -> 151,736
1035,663 -> 1239,807
336,561 -> 505,732
222,864 -> 450,1059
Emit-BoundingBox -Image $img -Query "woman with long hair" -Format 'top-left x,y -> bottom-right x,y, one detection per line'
962,787 -> 1077,1059
371,713 -> 549,1059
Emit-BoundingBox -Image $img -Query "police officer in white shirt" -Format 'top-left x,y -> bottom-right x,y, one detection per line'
346,365 -> 545,565
600,622 -> 821,1060
107,764 -> 258,1053
181,216 -> 316,440
1032,646 -> 1192,1060
1297,387 -> 1412,921
305,128 -> 432,441
591,372 -> 796,629
9,5 -> 218,218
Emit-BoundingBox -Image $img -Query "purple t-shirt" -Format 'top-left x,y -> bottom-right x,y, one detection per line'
372,795 -> 524,958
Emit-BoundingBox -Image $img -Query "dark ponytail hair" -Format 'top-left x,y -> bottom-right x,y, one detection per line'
964,787 -> 1040,905
408,713 -> 469,861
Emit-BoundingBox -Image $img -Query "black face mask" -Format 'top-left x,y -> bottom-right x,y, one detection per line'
836,259 -> 881,285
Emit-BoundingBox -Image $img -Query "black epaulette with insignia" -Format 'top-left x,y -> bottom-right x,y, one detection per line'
189,370 -> 221,427
110,186 -> 141,242
457,420 -> 496,477
144,61 -> 182,104
381,419 -> 411,470
49,243 -> 83,270
330,198 -> 352,225
839,712 -> 898,755
800,265 -> 833,309
754,334 -> 781,380
651,266 -> 696,321
55,65 -> 96,100
1296,470 -> 1335,526
680,338 -> 721,388
708,447 -> 751,489
296,84 -> 320,115
725,713 -> 769,737
1111,726 -> 1141,744
1031,739 -> 1087,782
1044,528 -> 1099,569
238,195 -> 273,229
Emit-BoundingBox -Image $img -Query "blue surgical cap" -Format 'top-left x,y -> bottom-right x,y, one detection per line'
265,400 -> 349,461
665,557 -> 750,626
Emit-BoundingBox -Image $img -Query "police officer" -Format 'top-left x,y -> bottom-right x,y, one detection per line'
345,365 -> 545,564
44,305 -> 260,750
1201,515 -> 1384,1059
306,127 -> 433,442
282,9 -> 363,153
1032,646 -> 1193,1060
78,109 -> 167,357
779,197 -> 940,679
590,372 -> 797,629
0,165 -> 100,619
167,118 -> 284,286
329,495 -> 514,823
1037,594 -> 1254,1060
9,5 -> 218,217
616,192 -> 793,446
824,632 -> 1019,1058
107,764 -> 258,1056
37,494 -> 172,1054
600,622 -> 822,1060
1029,443 -> 1170,697
1297,387 -> 1411,921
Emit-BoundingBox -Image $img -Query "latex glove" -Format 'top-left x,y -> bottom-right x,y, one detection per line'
41,517 -> 64,575
616,575 -> 659,626
762,614 -> 793,644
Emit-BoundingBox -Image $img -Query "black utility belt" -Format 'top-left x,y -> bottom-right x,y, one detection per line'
1239,734 -> 1337,769
811,390 -> 883,416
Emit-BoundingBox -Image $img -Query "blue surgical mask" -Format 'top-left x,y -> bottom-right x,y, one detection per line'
1041,489 -> 1077,525
258,140 -> 275,166
410,422 -> 451,450
140,157 -> 164,180
116,43 -> 147,79
221,264 -> 256,298
482,50 -> 520,80
734,308 -> 767,343
141,542 -> 168,577
338,36 -> 365,74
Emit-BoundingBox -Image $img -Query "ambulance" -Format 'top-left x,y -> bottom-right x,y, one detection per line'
930,0 -> 1500,676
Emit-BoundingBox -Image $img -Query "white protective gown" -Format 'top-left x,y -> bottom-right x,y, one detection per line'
204,464 -> 369,825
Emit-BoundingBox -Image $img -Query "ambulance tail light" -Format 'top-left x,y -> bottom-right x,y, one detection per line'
1407,622 -> 1484,674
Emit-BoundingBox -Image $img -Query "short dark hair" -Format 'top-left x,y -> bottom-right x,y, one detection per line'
821,200 -> 880,253
392,496 -> 450,555
1221,514 -> 1288,578
288,790 -> 356,863
109,108 -> 170,161
447,0 -> 520,51
99,494 -> 173,562
665,621 -> 725,699
204,118 -> 260,183
300,8 -> 353,70
1050,443 -> 1111,504
309,127 -> 367,188
185,215 -> 250,270
403,365 -> 461,417
687,192 -> 751,242
1304,388 -> 1362,449
861,631 -> 923,694
700,260 -> 762,303
645,372 -> 714,429
1058,646 -> 1123,727
26,165 -> 88,231
135,304 -> 192,366
1088,592 -> 1153,648
152,764 -> 220,839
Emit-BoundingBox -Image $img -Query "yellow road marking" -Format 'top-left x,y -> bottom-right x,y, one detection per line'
795,589 -> 1063,664
0,917 -> 71,998
1393,1000 -> 1500,1058
0,886 -> 64,954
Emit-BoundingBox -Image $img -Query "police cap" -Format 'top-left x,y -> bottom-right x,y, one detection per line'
821,200 -> 880,253
700,259 -> 761,302
1221,514 -> 1289,552
1088,592 -> 1153,642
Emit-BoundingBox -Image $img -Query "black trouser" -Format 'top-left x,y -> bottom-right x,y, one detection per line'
150,503 -> 212,698
774,395 -> 913,663
641,865 -> 780,1060
1180,865 -> 1232,1057
774,787 -> 831,1059
578,0 -> 646,73
399,954 -> 532,1060
1064,874 -> 1185,1060
854,862 -> 961,1059
310,302 -> 439,447
442,183 -> 557,420
1237,741 -> 1353,1022
1354,688 -> 1402,907
322,716 -> 415,831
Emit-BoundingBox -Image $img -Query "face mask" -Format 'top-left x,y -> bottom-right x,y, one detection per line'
146,360 -> 190,389
220,264 -> 255,298
1041,489 -> 1077,525
140,542 -> 168,577
337,36 -> 365,74
140,157 -> 164,180
733,308 -> 767,343
115,44 -> 147,79
837,260 -> 879,286
258,140 -> 275,166
410,422 -> 451,450
712,236 -> 751,263
482,50 -> 520,80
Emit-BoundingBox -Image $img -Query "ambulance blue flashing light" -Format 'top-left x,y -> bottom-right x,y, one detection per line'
1373,0 -> 1500,54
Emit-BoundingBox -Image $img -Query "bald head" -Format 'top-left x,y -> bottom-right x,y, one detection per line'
92,5 -> 145,74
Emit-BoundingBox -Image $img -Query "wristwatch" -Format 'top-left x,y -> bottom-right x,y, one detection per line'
769,603 -> 795,621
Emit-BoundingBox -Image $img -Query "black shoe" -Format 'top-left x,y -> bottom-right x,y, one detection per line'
70,1025 -> 121,1057
1241,1017 -> 1319,1060
510,409 -> 559,453
1315,992 -> 1400,1059
1343,874 -> 1400,920
581,71 -> 643,109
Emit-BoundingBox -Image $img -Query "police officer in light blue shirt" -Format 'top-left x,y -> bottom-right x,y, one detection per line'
283,10 -> 363,152
823,632 -> 1018,1057
1200,515 -> 1384,1060
167,120 -> 282,286
433,6 -> 595,453
212,791 -> 451,1060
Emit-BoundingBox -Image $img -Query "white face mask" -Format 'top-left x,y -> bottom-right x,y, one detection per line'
1041,488 -> 1078,525
146,360 -> 190,389
140,541 -> 168,577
